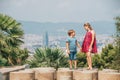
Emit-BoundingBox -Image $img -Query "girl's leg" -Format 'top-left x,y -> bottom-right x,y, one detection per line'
86,52 -> 90,69
86,52 -> 92,69
89,53 -> 92,69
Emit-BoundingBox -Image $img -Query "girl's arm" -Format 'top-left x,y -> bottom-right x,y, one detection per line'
89,30 -> 95,50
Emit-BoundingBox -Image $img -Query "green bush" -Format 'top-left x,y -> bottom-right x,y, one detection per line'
112,16 -> 120,71
27,48 -> 68,69
101,44 -> 116,68
92,54 -> 105,69
0,55 -> 7,67
77,53 -> 87,67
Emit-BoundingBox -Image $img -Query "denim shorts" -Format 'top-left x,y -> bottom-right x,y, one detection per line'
69,52 -> 77,60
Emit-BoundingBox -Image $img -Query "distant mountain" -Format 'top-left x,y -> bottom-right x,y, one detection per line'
19,21 -> 116,36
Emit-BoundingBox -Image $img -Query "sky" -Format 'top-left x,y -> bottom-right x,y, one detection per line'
0,0 -> 120,22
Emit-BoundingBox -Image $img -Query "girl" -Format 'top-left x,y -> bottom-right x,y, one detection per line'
82,22 -> 97,70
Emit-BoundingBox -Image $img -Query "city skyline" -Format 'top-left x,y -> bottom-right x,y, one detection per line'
22,33 -> 114,53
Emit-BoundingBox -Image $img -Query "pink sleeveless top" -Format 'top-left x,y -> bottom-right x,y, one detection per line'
82,31 -> 97,53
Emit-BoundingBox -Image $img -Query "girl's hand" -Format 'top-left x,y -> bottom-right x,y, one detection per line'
89,46 -> 92,52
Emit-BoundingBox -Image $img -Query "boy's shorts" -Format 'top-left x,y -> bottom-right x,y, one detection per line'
69,52 -> 77,60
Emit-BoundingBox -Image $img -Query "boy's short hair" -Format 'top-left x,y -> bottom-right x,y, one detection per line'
68,29 -> 75,36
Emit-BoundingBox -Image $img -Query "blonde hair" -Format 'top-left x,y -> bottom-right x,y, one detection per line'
68,29 -> 75,36
84,22 -> 93,30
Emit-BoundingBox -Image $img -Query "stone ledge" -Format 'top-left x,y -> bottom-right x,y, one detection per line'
98,69 -> 120,80
0,65 -> 29,80
1,67 -> 120,80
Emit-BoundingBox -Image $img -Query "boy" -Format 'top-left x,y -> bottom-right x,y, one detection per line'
66,29 -> 81,69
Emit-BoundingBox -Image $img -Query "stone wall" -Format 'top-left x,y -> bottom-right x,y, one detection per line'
98,69 -> 120,80
0,64 -> 29,80
0,67 -> 120,80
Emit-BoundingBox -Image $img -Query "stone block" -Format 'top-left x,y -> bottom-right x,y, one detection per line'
10,69 -> 35,80
98,69 -> 120,80
57,68 -> 73,80
34,67 -> 56,80
73,68 -> 98,80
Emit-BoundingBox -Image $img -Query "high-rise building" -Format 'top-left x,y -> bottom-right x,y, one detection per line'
43,32 -> 49,47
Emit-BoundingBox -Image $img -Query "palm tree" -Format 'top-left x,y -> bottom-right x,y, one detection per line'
28,48 -> 68,69
0,13 -> 28,66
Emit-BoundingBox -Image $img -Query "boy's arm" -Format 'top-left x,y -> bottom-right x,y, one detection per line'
66,42 -> 70,54
76,40 -> 82,52
76,40 -> 81,49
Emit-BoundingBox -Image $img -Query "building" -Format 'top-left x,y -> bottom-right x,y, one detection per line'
43,32 -> 49,47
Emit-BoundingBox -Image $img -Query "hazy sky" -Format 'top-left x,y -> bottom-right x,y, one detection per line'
0,0 -> 120,22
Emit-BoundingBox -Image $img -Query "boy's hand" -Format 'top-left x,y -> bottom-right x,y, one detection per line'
66,49 -> 70,54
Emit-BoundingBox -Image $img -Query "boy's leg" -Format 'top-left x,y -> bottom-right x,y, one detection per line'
69,60 -> 72,69
69,53 -> 73,69
74,60 -> 77,69
73,52 -> 77,69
